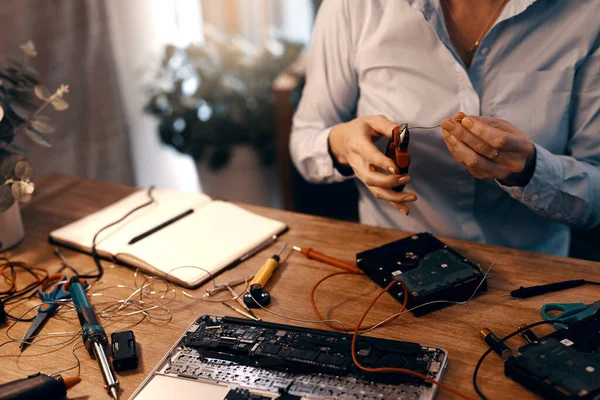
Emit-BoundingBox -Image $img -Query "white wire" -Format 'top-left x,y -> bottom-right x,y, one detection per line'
245,291 -> 351,334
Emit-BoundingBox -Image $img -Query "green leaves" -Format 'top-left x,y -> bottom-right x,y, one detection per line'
34,85 -> 50,100
25,127 -> 51,147
31,115 -> 56,134
0,154 -> 22,178
51,97 -> 69,111
9,103 -> 31,120
14,160 -> 32,180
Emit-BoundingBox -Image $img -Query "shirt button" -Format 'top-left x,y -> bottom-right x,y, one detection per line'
481,47 -> 490,55
530,194 -> 539,201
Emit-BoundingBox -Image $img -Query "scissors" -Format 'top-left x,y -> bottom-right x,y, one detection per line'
19,274 -> 88,351
385,124 -> 410,192
541,299 -> 600,329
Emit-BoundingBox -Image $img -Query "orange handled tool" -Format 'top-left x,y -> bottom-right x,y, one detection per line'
385,124 -> 410,192
292,246 -> 362,274
243,243 -> 288,308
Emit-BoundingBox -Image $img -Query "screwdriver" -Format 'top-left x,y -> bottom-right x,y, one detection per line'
68,278 -> 119,399
243,243 -> 288,308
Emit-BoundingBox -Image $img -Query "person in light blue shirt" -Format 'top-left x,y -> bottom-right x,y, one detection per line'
289,0 -> 600,256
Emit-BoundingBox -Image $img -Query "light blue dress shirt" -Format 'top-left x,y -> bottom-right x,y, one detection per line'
290,0 -> 600,256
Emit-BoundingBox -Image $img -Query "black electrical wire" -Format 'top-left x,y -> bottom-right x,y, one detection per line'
0,258 -> 50,321
472,319 -> 569,400
79,187 -> 156,281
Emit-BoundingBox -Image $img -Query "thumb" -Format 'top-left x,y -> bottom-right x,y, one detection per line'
362,115 -> 399,139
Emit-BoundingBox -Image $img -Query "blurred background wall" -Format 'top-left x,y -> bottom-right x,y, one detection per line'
0,0 -> 316,199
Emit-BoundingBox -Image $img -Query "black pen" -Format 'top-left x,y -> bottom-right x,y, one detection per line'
128,208 -> 194,245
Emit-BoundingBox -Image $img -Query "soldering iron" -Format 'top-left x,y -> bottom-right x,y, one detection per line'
69,277 -> 119,399
244,243 -> 288,308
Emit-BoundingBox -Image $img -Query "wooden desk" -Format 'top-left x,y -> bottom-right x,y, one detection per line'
2,174 -> 599,399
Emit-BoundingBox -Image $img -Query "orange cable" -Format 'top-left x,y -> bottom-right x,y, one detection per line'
309,270 -> 402,332
300,250 -> 475,400
350,280 -> 476,400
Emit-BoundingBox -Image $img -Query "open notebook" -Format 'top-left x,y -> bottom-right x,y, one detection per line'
49,189 -> 287,288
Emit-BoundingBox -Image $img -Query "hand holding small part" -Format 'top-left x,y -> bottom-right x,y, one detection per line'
441,112 -> 536,186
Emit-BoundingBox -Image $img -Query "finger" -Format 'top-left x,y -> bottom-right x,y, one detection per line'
442,123 -> 526,172
442,130 -> 512,179
441,118 -> 499,160
453,111 -> 467,121
362,114 -> 399,139
357,140 -> 399,173
390,201 -> 410,216
368,186 -> 418,204
362,166 -> 411,189
461,116 -> 528,152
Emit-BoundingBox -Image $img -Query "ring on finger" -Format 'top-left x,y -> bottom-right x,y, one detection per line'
489,149 -> 499,160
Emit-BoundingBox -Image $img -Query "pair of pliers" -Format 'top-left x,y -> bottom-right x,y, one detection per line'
385,124 -> 410,192
541,299 -> 600,329
20,274 -> 88,351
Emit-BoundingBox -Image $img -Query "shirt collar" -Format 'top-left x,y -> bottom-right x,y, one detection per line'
406,0 -> 539,23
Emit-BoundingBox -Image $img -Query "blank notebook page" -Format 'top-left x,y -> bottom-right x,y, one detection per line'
50,189 -> 211,255
121,201 -> 286,284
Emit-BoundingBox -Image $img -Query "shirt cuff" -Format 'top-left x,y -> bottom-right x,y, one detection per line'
315,127 -> 356,183
497,143 -> 563,213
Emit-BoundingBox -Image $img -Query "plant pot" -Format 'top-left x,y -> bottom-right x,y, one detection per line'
195,145 -> 282,208
0,201 -> 25,251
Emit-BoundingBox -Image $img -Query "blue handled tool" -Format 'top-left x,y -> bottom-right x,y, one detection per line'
541,299 -> 600,329
69,277 -> 119,399
20,274 -> 88,351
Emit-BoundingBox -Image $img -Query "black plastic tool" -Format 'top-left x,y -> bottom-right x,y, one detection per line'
111,331 -> 138,372
508,279 -> 600,299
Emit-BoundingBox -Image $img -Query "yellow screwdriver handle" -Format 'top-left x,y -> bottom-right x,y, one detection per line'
251,258 -> 279,288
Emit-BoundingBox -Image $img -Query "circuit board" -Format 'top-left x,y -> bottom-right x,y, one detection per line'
505,310 -> 600,399
132,315 -> 448,400
357,232 -> 487,316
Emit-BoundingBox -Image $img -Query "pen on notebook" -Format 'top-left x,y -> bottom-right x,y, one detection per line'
128,209 -> 194,245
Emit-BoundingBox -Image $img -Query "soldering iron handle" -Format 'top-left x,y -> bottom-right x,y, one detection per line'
68,278 -> 107,352
510,279 -> 587,298
251,258 -> 279,288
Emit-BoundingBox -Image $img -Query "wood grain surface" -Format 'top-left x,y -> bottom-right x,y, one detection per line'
2,173 -> 600,400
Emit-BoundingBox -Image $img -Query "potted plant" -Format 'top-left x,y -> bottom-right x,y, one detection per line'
144,28 -> 302,206
0,41 -> 69,251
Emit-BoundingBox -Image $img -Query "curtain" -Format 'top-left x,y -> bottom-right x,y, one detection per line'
0,0 -> 134,185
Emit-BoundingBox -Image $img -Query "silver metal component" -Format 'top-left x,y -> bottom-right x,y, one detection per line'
222,302 -> 261,321
205,275 -> 254,296
92,340 -> 120,399
276,242 -> 288,257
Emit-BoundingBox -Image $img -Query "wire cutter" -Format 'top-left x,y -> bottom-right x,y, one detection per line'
541,299 -> 600,329
385,124 -> 410,192
20,274 -> 88,351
